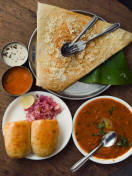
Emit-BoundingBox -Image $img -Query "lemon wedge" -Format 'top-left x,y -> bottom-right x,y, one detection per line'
20,95 -> 35,109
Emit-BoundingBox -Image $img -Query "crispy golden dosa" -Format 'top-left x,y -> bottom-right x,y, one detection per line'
36,2 -> 132,92
3,120 -> 31,158
31,119 -> 59,157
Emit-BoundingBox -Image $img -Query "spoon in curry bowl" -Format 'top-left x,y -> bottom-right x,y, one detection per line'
70,131 -> 117,173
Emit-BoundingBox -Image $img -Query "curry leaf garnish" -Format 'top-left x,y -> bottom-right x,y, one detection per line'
109,106 -> 115,115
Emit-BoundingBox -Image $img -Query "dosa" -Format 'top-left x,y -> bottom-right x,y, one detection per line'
36,2 -> 132,92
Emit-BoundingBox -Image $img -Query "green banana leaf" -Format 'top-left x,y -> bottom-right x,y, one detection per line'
80,51 -> 132,85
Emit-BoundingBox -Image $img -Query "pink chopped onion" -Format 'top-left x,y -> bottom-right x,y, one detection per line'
24,95 -> 62,121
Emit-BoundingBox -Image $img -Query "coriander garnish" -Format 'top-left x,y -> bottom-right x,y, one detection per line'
91,133 -> 96,136
97,121 -> 105,129
109,106 -> 115,115
75,132 -> 78,136
93,121 -> 98,125
117,141 -> 122,147
98,128 -> 107,136
77,122 -> 81,126
95,121 -> 107,136
87,111 -> 91,115
117,136 -> 131,148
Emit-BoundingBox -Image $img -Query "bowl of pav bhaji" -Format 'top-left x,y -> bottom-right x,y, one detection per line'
72,96 -> 132,164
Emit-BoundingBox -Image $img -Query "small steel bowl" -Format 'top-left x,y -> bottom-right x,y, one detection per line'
2,66 -> 33,97
1,41 -> 28,67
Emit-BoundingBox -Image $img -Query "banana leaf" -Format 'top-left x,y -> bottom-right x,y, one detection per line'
80,51 -> 132,85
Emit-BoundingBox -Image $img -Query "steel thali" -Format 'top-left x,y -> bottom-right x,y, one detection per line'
28,10 -> 110,100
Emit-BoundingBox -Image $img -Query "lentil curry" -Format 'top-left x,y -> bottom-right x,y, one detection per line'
75,98 -> 132,159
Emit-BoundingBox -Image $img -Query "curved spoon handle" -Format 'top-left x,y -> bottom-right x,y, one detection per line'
70,142 -> 103,173
70,15 -> 99,46
85,22 -> 120,44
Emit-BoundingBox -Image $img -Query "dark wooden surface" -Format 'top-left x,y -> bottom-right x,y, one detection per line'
0,0 -> 132,176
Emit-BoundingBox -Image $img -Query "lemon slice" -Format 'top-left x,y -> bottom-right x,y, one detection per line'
20,95 -> 35,109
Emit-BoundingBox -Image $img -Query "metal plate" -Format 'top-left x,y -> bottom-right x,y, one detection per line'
28,10 -> 110,100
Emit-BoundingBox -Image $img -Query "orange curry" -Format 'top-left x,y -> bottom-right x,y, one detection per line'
3,67 -> 32,95
75,98 -> 132,159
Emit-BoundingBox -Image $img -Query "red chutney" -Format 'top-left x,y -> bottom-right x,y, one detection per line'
75,98 -> 132,159
3,67 -> 32,95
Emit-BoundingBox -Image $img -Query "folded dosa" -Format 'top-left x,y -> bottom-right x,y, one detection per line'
36,2 -> 132,92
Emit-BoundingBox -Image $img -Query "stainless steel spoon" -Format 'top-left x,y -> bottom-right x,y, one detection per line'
61,15 -> 98,56
70,131 -> 117,173
63,22 -> 120,57
70,15 -> 99,46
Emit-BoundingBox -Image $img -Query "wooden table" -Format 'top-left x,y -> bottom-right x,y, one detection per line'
0,0 -> 132,176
